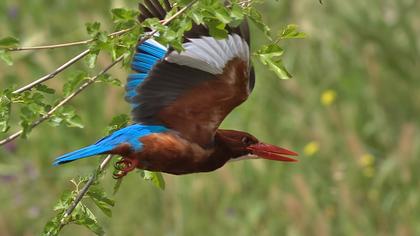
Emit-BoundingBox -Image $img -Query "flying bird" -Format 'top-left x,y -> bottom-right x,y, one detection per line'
54,0 -> 298,178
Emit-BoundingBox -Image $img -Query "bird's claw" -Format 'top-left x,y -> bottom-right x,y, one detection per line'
113,159 -> 137,179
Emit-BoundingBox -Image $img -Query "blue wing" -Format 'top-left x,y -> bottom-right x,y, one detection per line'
53,124 -> 167,165
125,39 -> 167,107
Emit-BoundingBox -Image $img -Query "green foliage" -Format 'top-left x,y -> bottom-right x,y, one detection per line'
247,7 -> 272,40
0,49 -> 13,65
255,44 -> 291,79
0,89 -> 15,132
49,106 -> 84,129
42,177 -> 113,236
0,0 -> 304,235
138,170 -> 166,190
252,22 -> 308,80
0,37 -> 19,65
111,8 -> 138,30
85,22 -> 107,68
106,114 -> 130,133
280,24 -> 306,39
62,71 -> 89,96
0,36 -> 19,48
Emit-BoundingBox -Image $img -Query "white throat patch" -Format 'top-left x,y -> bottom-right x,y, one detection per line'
228,154 -> 258,163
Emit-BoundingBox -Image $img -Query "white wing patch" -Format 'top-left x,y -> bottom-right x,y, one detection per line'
145,38 -> 167,51
165,34 -> 249,75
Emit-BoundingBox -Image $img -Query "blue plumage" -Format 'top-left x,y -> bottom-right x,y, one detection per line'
53,124 -> 168,165
125,40 -> 167,105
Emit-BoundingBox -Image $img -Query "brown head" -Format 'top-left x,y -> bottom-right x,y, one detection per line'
215,129 -> 298,162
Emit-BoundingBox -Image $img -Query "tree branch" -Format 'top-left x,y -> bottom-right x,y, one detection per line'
12,49 -> 90,94
0,54 -> 124,146
60,154 -> 113,225
11,28 -> 133,94
7,28 -> 133,52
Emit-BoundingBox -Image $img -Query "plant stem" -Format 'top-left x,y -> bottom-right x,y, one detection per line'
61,155 -> 113,222
12,49 -> 90,94
0,55 -> 124,146
7,28 -> 133,52
11,28 -> 133,94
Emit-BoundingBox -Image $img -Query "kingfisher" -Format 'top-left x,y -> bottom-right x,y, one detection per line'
54,0 -> 298,178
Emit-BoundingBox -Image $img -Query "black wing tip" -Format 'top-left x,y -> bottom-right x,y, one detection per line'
138,0 -> 172,22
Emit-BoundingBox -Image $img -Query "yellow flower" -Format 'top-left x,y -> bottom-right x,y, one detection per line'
321,89 -> 337,106
304,141 -> 319,156
358,153 -> 375,167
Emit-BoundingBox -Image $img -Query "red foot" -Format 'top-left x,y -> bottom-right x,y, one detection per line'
113,158 -> 138,179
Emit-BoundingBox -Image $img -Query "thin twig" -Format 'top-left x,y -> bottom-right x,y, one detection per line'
0,55 -> 125,146
11,28 -> 133,94
7,28 -> 133,52
12,49 -> 90,94
60,154 -> 113,223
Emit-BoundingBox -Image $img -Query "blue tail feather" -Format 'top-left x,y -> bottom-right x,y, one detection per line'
53,124 -> 168,166
53,145 -> 113,166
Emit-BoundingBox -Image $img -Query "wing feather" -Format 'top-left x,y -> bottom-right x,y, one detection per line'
125,0 -> 254,146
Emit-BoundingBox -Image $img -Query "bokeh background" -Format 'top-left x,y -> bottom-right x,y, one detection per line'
1,0 -> 420,235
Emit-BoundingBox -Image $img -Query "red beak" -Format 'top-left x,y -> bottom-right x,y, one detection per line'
247,143 -> 298,162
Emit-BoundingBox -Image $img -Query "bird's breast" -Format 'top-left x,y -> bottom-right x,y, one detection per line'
134,132 -> 222,174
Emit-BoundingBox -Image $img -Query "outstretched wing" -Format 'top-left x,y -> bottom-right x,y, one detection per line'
126,0 -> 254,146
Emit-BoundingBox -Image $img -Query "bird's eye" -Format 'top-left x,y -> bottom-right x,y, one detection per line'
241,136 -> 250,145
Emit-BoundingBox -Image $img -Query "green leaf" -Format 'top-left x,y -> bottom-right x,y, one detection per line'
63,71 -> 88,96
42,216 -> 61,236
66,114 -> 84,128
247,8 -> 271,40
113,178 -> 124,195
50,106 -> 84,129
106,114 -> 130,134
96,74 -> 121,87
87,185 -> 115,217
214,7 -> 231,24
190,11 -> 204,25
0,49 -> 13,66
0,36 -> 19,48
111,8 -> 138,30
0,92 -> 12,133
86,22 -> 101,36
73,203 -> 105,236
48,116 -> 63,127
230,3 -> 245,21
111,8 -> 137,21
53,190 -> 74,211
35,84 -> 55,94
280,24 -> 306,39
257,44 -> 284,58
139,170 -> 166,190
256,44 -> 292,80
85,52 -> 99,69
207,20 -> 228,39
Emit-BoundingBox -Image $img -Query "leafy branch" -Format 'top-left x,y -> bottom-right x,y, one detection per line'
3,28 -> 133,52
1,0 -> 305,235
0,54 -> 124,146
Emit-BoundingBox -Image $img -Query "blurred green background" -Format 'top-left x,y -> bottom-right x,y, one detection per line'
1,0 -> 420,235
